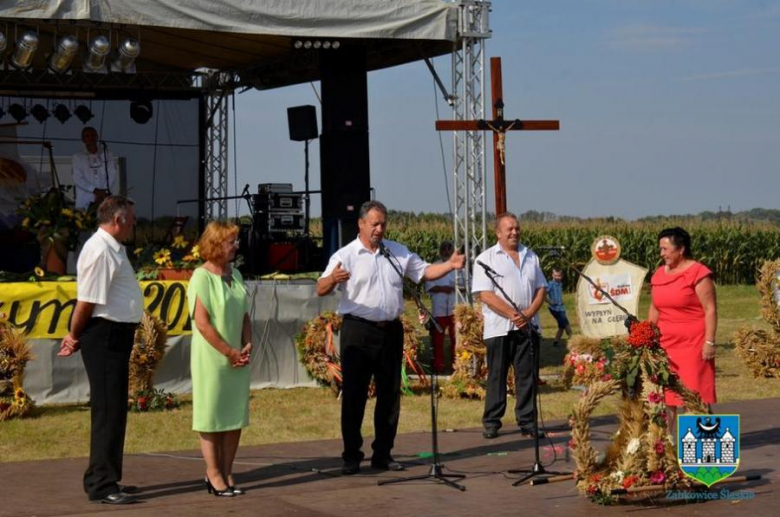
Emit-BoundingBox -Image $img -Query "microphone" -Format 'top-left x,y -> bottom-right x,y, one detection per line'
378,241 -> 391,258
476,260 -> 502,277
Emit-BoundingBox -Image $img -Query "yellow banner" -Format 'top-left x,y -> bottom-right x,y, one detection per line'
0,281 -> 192,339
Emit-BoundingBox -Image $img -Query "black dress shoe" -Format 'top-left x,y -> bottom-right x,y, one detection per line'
118,484 -> 138,494
94,492 -> 138,505
370,458 -> 405,471
341,460 -> 361,475
483,427 -> 499,439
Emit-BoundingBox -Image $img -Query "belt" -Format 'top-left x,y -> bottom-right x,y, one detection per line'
343,313 -> 399,328
92,317 -> 140,329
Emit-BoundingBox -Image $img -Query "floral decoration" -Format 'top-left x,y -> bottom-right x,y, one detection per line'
17,186 -> 94,252
0,320 -> 34,421
133,236 -> 202,280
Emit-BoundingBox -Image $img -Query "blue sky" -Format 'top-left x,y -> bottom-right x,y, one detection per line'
231,1 -> 780,220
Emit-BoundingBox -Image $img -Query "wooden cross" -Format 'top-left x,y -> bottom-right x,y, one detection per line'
436,57 -> 559,215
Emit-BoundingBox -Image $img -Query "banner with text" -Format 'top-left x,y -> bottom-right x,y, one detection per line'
0,281 -> 192,338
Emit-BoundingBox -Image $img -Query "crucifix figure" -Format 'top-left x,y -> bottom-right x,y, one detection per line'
436,57 -> 560,214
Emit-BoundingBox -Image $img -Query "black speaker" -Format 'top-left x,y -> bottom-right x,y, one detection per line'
287,105 -> 318,141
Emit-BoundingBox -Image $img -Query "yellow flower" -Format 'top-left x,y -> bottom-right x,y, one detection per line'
34,267 -> 45,278
134,247 -> 145,256
14,388 -> 26,400
15,397 -> 26,408
182,255 -> 196,262
40,219 -> 51,226
459,351 -> 471,362
172,235 -> 188,249
154,249 -> 172,265
190,245 -> 200,259
21,217 -> 29,228
61,208 -> 74,218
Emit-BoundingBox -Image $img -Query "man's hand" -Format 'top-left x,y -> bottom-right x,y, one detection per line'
58,334 -> 80,356
511,312 -> 529,329
449,249 -> 466,270
330,262 -> 350,285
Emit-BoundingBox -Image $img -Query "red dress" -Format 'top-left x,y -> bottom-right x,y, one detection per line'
650,262 -> 716,406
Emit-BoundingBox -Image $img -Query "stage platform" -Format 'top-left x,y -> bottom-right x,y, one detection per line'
1,398 -> 777,517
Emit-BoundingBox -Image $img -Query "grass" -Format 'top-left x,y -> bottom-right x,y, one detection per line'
1,285 -> 777,463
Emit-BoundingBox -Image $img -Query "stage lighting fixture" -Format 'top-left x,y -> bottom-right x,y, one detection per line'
74,105 -> 94,124
312,41 -> 322,49
129,100 -> 153,124
293,40 -> 303,49
332,41 -> 340,49
9,104 -> 28,122
112,37 -> 140,72
30,104 -> 50,123
11,31 -> 39,70
322,41 -> 331,49
303,40 -> 312,49
84,35 -> 110,72
48,35 -> 79,73
53,104 -> 71,123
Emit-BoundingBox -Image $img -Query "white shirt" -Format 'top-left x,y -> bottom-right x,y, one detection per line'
471,242 -> 547,340
425,262 -> 456,318
321,237 -> 429,321
77,228 -> 143,323
72,148 -> 118,210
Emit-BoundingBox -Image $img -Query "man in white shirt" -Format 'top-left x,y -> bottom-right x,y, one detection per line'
472,213 -> 547,440
58,195 -> 142,505
425,241 -> 457,373
317,200 -> 465,475
71,127 -> 117,211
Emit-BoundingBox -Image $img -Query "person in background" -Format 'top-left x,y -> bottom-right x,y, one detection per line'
648,227 -> 717,430
72,127 -> 118,211
58,196 -> 141,505
425,240 -> 457,373
188,221 -> 252,497
546,267 -> 572,347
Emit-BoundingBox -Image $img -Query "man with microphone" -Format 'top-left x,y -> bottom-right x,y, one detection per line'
472,213 -> 547,439
317,200 -> 465,475
72,127 -> 117,211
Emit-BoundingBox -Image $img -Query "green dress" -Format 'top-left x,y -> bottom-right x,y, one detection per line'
187,267 -> 250,432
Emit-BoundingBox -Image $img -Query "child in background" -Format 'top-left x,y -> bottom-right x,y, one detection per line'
547,267 -> 572,347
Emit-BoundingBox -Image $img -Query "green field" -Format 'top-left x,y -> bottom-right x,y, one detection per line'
0,285 -> 777,463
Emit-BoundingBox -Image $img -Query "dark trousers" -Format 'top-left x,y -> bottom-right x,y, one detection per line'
482,330 -> 539,430
339,317 -> 404,463
80,318 -> 136,500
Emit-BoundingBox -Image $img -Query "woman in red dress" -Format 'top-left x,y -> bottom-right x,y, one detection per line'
648,227 -> 717,423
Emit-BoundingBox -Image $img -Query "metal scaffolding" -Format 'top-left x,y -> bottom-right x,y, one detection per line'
452,0 -> 491,303
203,74 -> 231,221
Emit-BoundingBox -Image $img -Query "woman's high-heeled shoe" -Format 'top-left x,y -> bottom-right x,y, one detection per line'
205,476 -> 235,497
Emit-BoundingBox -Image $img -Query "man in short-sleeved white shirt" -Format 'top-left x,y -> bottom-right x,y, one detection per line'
317,200 -> 465,474
72,127 -> 118,210
472,213 -> 547,439
58,196 -> 142,505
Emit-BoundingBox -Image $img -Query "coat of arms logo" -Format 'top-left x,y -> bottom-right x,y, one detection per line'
677,414 -> 740,487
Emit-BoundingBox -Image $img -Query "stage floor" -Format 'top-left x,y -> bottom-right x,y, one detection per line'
2,398 -> 777,517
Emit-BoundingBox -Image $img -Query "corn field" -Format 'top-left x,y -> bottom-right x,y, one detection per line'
375,218 -> 780,287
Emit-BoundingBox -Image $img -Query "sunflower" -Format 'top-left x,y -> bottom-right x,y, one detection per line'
21,217 -> 30,228
172,235 -> 188,249
190,245 -> 200,259
34,267 -> 45,278
61,208 -> 74,218
14,388 -> 26,400
134,247 -> 145,256
153,249 -> 172,266
14,397 -> 26,407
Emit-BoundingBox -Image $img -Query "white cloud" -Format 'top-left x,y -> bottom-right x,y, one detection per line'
680,67 -> 780,82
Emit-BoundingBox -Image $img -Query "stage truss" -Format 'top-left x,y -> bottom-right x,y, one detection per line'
202,73 -> 232,221
451,0 -> 490,304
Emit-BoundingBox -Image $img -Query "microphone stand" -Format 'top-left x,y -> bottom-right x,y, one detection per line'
101,140 -> 112,197
377,243 -> 466,491
476,262 -> 570,486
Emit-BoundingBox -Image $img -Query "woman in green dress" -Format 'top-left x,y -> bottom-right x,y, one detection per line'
188,221 -> 252,497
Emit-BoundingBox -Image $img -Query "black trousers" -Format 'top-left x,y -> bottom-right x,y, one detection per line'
339,317 -> 404,463
80,317 -> 136,500
482,329 -> 539,430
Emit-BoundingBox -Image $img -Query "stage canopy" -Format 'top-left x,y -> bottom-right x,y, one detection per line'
0,0 -> 458,92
